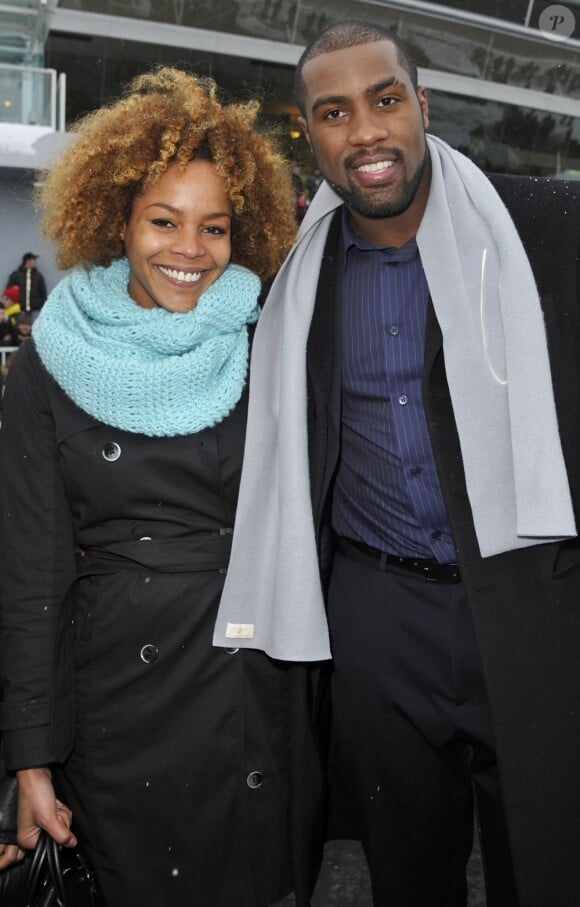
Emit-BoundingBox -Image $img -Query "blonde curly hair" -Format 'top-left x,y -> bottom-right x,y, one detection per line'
38,66 -> 297,281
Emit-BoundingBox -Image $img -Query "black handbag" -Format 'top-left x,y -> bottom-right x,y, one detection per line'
0,765 -> 96,907
0,766 -> 18,844
0,829 -> 97,907
23,830 -> 97,907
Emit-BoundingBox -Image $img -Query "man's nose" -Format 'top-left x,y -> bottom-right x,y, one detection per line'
348,110 -> 389,147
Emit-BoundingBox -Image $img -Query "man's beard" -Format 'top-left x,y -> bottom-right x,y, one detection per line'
327,150 -> 428,220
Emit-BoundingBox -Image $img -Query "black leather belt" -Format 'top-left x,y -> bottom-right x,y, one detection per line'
337,536 -> 461,584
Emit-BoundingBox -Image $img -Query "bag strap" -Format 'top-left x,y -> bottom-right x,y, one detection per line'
23,832 -> 48,905
22,830 -> 67,907
46,835 -> 66,906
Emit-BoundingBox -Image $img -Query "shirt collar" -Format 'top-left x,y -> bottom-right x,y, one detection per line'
341,206 -> 419,263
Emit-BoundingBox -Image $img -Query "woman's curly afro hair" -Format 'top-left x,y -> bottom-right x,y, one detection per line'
39,66 -> 297,281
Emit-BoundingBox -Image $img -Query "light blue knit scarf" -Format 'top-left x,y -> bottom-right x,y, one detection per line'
32,257 -> 260,436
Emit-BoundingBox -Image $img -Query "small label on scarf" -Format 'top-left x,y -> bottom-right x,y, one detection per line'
226,622 -> 254,639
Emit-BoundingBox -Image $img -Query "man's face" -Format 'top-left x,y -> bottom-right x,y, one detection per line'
298,40 -> 430,241
24,257 -> 37,269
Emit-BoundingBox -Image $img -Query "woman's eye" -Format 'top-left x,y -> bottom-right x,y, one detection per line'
203,226 -> 227,235
151,218 -> 174,228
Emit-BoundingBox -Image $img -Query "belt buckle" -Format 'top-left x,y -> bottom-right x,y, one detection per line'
423,564 -> 439,582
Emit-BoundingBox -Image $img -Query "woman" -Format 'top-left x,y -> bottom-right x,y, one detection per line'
0,67 -> 323,907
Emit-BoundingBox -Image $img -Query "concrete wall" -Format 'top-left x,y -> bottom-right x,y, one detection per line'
0,168 -> 62,296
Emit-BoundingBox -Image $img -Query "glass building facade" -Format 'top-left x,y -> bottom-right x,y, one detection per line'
2,0 -> 580,177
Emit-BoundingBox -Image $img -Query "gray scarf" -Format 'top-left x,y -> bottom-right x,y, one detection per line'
214,134 -> 575,662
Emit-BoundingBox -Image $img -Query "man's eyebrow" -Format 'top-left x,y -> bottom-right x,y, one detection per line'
366,77 -> 406,96
311,94 -> 350,114
311,77 -> 407,113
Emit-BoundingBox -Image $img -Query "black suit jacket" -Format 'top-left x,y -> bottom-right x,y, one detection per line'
307,174 -> 580,907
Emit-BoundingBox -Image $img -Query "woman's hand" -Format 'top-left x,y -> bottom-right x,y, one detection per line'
0,841 -> 26,870
16,766 -> 77,851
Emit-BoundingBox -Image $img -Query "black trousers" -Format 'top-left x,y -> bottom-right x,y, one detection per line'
328,550 -> 519,907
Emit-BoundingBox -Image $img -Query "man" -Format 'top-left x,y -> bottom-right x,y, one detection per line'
216,19 -> 580,907
7,253 -> 47,316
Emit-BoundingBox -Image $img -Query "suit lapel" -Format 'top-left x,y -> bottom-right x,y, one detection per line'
307,212 -> 342,523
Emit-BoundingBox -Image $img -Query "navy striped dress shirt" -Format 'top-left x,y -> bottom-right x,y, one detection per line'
331,210 -> 456,563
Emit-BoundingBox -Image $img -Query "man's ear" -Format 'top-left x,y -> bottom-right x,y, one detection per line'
297,115 -> 311,150
417,86 -> 429,130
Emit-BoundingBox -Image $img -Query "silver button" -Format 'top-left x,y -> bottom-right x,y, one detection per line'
389,325 -> 399,336
225,647 -> 239,656
139,536 -> 152,541
246,771 -> 263,790
102,441 -> 121,461
140,644 -> 159,663
398,394 -> 408,405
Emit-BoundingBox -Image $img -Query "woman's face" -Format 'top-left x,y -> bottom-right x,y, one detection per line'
122,160 -> 232,313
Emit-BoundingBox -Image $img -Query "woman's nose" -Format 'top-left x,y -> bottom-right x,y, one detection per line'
173,228 -> 206,258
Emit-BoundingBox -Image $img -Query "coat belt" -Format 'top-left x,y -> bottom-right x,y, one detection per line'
77,531 -> 233,574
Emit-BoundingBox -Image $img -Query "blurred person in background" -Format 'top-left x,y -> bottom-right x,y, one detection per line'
6,253 -> 47,317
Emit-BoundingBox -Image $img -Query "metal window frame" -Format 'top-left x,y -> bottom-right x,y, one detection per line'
50,9 -> 580,120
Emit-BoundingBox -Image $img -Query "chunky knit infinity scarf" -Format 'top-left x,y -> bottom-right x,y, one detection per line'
33,257 -> 260,436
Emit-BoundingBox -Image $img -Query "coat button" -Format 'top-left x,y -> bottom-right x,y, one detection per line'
246,771 -> 263,790
102,442 -> 121,462
225,647 -> 239,655
140,644 -> 159,663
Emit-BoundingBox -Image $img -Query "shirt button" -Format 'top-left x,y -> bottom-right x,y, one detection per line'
398,394 -> 408,406
102,441 -> 121,462
431,530 -> 442,540
389,325 -> 399,336
246,771 -> 263,790
140,644 -> 159,664
410,465 -> 422,476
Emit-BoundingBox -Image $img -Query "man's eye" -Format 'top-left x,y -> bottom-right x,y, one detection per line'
324,109 -> 346,120
377,96 -> 398,108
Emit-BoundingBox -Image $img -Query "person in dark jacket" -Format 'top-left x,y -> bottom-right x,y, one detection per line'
217,20 -> 580,907
0,308 -> 16,347
7,253 -> 47,315
0,66 -> 323,907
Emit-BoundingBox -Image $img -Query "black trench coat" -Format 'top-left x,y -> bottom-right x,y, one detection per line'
0,342 -> 324,907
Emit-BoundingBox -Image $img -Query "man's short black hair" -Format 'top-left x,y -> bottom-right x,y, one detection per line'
295,20 -> 418,115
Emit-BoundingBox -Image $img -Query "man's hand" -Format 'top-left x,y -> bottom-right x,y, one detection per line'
16,766 -> 77,851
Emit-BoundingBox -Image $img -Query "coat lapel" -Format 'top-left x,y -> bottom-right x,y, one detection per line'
307,212 -> 342,525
